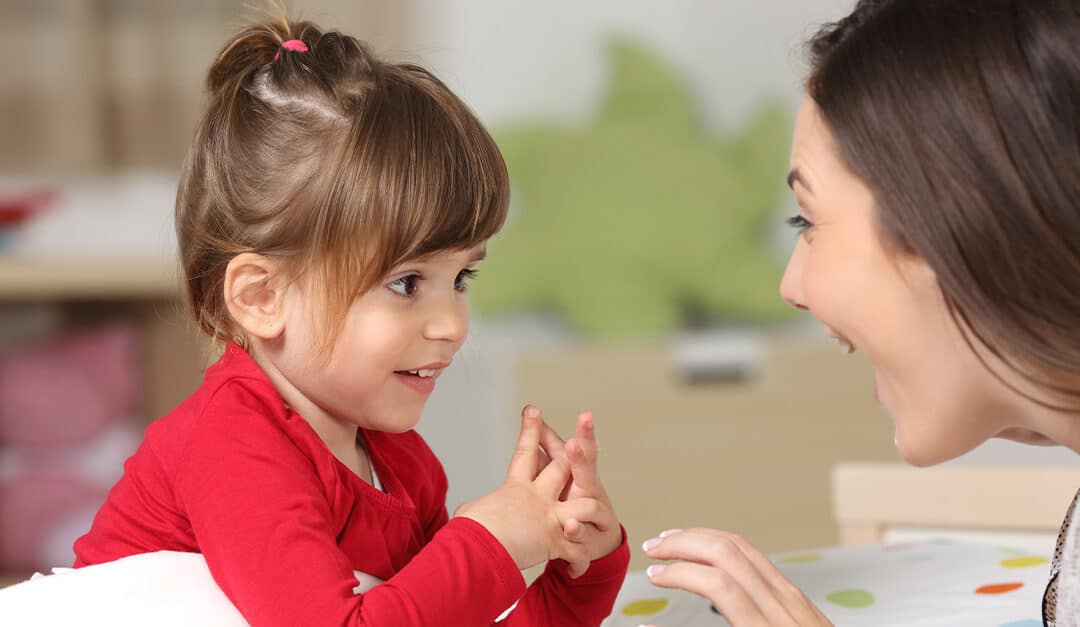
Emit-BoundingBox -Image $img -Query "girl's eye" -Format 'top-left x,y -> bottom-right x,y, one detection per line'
387,274 -> 420,297
455,268 -> 478,292
786,215 -> 814,236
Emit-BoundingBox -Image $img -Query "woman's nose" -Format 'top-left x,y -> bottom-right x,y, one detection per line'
779,241 -> 809,311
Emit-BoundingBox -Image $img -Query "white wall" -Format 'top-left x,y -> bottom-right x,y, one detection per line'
408,0 -> 856,129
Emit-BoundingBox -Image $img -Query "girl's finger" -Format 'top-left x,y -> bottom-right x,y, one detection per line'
556,497 -> 613,531
576,412 -> 599,458
563,517 -> 587,543
507,406 -> 543,481
565,438 -> 604,496
535,454 -> 572,497
539,420 -> 567,461
559,538 -> 591,579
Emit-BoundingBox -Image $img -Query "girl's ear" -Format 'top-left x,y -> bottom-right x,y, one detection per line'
223,253 -> 288,340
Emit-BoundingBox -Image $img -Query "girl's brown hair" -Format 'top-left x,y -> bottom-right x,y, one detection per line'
176,8 -> 508,355
805,0 -> 1080,409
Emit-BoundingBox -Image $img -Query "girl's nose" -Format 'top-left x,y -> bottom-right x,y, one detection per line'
423,298 -> 469,343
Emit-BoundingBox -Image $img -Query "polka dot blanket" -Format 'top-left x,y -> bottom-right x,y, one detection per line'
606,541 -> 1050,626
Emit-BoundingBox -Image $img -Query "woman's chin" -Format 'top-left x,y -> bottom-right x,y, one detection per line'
995,427 -> 1059,446
893,428 -> 965,467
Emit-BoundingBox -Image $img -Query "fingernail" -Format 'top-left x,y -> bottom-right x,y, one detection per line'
646,564 -> 666,578
642,537 -> 661,551
525,406 -> 540,418
659,528 -> 683,538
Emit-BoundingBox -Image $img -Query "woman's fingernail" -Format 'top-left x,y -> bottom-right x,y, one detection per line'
642,537 -> 661,551
659,528 -> 683,538
525,406 -> 540,418
646,564 -> 666,578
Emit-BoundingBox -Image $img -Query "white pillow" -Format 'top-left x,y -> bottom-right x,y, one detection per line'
0,551 -> 249,627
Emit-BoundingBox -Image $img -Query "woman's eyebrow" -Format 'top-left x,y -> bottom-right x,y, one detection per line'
787,168 -> 812,193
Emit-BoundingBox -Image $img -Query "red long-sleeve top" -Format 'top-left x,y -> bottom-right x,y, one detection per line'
73,343 -> 629,626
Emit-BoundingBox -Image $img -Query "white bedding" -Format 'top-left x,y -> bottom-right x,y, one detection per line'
0,541 -> 1052,626
604,541 -> 1050,626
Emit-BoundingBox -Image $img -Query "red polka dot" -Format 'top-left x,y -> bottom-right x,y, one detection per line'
976,583 -> 1024,595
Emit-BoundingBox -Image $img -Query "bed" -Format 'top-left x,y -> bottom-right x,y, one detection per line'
601,463 -> 1080,626
1,464 -> 1076,626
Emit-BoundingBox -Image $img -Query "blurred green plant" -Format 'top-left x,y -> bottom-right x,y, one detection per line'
473,36 -> 794,336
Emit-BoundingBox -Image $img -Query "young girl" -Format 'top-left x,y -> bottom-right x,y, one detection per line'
71,11 -> 628,626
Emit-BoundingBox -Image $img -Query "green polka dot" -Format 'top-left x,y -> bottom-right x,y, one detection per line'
825,589 -> 875,608
622,598 -> 668,616
782,553 -> 823,563
1000,556 -> 1049,569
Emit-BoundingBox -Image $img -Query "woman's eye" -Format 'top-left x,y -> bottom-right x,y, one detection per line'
387,274 -> 420,297
786,215 -> 814,236
455,268 -> 478,292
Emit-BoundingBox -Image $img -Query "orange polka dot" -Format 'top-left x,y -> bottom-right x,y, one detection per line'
976,582 -> 1024,595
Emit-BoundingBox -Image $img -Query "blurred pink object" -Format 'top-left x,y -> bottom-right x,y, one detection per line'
0,189 -> 56,228
0,324 -> 140,446
0,472 -> 105,571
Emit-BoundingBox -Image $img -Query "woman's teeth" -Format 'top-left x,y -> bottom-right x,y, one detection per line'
404,369 -> 437,378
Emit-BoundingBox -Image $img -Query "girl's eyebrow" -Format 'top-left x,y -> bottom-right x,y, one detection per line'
469,248 -> 487,263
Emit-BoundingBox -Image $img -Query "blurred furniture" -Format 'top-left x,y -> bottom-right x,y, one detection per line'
513,336 -> 902,571
833,462 -> 1080,549
0,0 -> 410,172
0,259 -> 206,582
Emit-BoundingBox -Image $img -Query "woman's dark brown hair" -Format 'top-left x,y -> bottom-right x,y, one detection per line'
806,0 -> 1080,407
176,6 -> 508,355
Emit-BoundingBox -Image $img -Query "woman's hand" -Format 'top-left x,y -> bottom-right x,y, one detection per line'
641,528 -> 833,627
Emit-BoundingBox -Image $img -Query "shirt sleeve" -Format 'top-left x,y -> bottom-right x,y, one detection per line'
175,382 -> 527,627
498,527 -> 630,627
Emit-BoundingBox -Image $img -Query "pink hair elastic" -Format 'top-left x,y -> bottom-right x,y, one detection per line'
274,39 -> 309,61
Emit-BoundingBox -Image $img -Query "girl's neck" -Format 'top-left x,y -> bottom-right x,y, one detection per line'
248,345 -> 374,484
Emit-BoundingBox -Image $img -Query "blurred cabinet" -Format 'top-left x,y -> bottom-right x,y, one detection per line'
0,258 -> 206,419
0,258 -> 206,584
514,337 -> 902,571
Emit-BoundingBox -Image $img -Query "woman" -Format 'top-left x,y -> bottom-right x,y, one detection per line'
641,0 -> 1080,624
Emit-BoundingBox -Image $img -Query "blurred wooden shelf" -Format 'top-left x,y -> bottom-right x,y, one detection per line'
0,256 -> 205,419
0,258 -> 179,300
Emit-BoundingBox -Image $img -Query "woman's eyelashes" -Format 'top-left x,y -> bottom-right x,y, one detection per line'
786,214 -> 814,237
386,268 -> 479,297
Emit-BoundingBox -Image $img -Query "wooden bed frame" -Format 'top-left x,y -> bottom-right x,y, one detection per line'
832,463 -> 1080,544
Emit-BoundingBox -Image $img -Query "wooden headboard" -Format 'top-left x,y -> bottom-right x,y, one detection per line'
832,463 -> 1080,544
